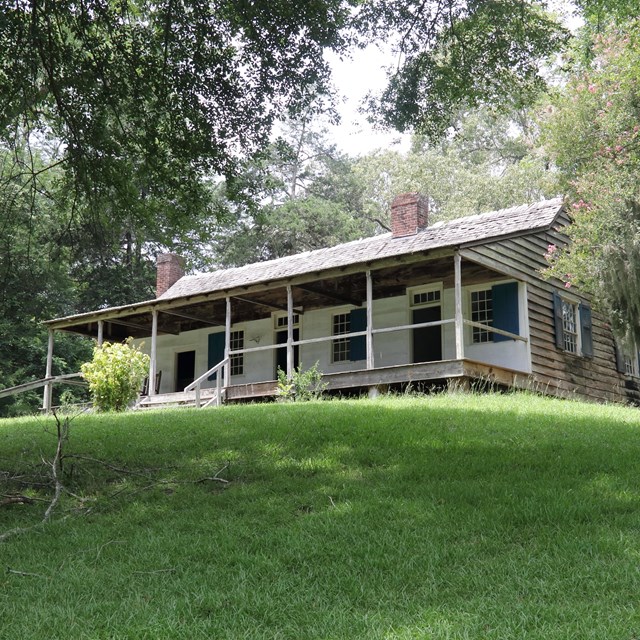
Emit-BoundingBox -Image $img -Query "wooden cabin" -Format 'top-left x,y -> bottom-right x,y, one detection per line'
40,194 -> 640,408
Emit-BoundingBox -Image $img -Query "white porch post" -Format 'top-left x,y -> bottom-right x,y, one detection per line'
224,297 -> 231,389
149,310 -> 158,395
286,285 -> 294,378
366,270 -> 374,370
42,327 -> 54,412
454,251 -> 464,360
97,320 -> 104,346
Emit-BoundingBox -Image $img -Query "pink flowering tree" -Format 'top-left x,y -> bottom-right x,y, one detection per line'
541,21 -> 640,340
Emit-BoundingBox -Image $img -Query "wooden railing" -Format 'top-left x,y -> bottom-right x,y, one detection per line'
184,358 -> 229,408
0,373 -> 86,412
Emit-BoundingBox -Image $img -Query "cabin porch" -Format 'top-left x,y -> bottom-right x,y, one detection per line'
40,248 -> 531,411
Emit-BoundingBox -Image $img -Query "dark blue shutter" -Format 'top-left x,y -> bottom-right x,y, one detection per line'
579,302 -> 593,358
492,282 -> 519,342
552,291 -> 564,349
208,332 -> 225,380
350,308 -> 367,361
614,341 -> 625,373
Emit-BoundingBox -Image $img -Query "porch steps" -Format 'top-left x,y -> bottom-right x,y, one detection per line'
136,388 -> 219,410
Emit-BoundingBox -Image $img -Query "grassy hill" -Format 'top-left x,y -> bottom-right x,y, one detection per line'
2,393 -> 640,639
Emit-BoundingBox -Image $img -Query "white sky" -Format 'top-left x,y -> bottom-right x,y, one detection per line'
324,0 -> 581,157
325,45 -> 411,157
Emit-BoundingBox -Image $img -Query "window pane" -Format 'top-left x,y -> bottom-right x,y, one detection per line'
332,313 -> 350,362
471,289 -> 493,343
230,330 -> 244,375
561,301 -> 577,354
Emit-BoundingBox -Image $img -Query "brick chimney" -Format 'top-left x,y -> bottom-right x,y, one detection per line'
156,253 -> 185,297
391,192 -> 429,238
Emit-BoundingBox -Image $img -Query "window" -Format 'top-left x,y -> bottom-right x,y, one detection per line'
412,289 -> 441,306
561,299 -> 578,354
553,291 -> 593,357
471,289 -> 493,343
275,314 -> 300,329
615,339 -> 638,376
624,354 -> 637,376
332,313 -> 351,362
230,330 -> 244,376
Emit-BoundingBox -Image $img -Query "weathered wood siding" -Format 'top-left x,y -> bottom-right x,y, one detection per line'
462,213 -> 640,404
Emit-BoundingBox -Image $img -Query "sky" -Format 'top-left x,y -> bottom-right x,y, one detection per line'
324,45 -> 411,157
324,0 -> 581,157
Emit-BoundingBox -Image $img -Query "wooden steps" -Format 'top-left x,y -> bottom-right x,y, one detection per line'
136,388 -> 219,410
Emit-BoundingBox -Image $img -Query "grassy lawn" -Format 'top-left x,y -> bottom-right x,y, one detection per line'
2,393 -> 640,639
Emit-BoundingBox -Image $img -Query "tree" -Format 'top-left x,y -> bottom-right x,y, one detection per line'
0,1 -> 353,213
210,114 -> 378,266
354,108 -> 558,227
541,20 -> 640,340
359,0 -> 568,139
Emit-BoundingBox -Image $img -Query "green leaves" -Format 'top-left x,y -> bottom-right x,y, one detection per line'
362,0 -> 568,139
81,340 -> 150,412
541,21 -> 640,339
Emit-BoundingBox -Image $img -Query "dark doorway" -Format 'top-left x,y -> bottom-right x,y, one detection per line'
175,350 -> 196,391
412,306 -> 442,363
275,329 -> 300,377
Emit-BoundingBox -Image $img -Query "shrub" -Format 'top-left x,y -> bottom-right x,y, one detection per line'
81,339 -> 150,412
277,361 -> 327,402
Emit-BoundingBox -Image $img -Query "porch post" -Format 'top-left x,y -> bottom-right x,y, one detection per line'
149,310 -> 158,395
224,297 -> 231,389
97,320 -> 104,346
42,327 -> 54,412
286,285 -> 294,378
454,251 -> 464,360
366,270 -> 374,370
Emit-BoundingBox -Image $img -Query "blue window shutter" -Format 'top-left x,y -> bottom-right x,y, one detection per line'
552,291 -> 564,349
579,302 -> 593,358
208,332 -> 225,380
492,282 -> 519,342
350,308 -> 367,361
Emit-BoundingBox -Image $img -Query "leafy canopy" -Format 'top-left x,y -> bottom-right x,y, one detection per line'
542,20 -> 640,340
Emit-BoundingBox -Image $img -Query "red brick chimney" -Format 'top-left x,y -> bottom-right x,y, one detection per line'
156,253 -> 185,297
391,192 -> 429,238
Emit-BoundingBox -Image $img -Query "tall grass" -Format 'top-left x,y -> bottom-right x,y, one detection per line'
1,393 -> 640,639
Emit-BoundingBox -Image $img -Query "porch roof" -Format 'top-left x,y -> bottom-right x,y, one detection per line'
45,197 -> 563,331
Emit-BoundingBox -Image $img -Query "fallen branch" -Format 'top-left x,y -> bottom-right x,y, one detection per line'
6,567 -> 46,579
132,567 -> 176,575
0,494 -> 34,507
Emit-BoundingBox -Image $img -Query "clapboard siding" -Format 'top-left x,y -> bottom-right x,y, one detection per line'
463,225 -> 640,404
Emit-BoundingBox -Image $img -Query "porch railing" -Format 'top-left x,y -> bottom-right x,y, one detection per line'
224,317 -> 527,364
184,357 -> 229,408
0,373 -> 86,412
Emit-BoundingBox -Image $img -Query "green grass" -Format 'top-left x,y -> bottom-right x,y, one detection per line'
2,393 -> 640,639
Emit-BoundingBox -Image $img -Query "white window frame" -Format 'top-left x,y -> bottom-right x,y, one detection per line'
468,285 -> 493,344
229,328 -> 245,377
408,283 -> 443,308
273,312 -> 300,330
331,307 -> 353,363
558,294 -> 581,355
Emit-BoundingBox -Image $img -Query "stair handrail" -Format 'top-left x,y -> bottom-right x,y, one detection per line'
184,358 -> 229,408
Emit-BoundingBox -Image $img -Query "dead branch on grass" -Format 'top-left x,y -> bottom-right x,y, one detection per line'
6,567 -> 46,578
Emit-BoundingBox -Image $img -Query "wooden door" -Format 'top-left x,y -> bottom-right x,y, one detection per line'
175,350 -> 195,391
412,306 -> 442,363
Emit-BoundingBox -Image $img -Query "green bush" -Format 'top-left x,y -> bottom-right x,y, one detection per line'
81,339 -> 150,412
277,361 -> 327,402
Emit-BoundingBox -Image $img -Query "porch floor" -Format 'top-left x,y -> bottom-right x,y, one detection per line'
223,359 -> 531,402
